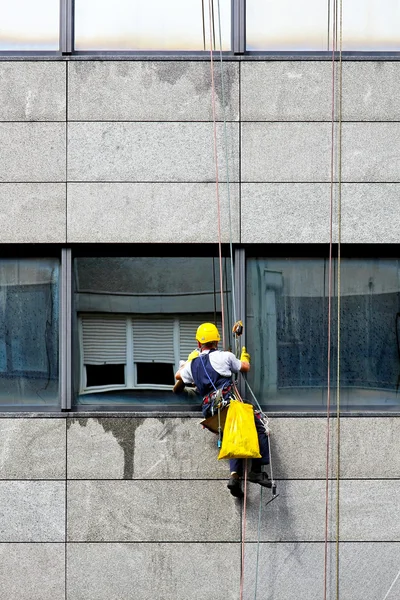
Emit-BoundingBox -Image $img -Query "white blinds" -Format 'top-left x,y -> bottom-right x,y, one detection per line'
82,316 -> 127,365
132,318 -> 175,363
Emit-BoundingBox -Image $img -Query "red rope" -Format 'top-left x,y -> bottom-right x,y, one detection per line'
323,1 -> 338,598
240,461 -> 248,600
207,0 -> 226,350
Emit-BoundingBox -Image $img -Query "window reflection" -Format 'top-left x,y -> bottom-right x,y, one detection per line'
247,0 -> 400,52
0,259 -> 59,406
246,0 -> 328,51
0,0 -> 59,51
74,257 -> 232,406
74,0 -> 231,51
246,258 -> 400,410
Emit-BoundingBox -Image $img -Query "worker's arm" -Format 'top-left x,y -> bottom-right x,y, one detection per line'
239,347 -> 251,373
173,372 -> 185,394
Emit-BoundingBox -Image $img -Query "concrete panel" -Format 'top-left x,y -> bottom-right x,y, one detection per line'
0,481 -> 64,541
67,122 -> 239,182
342,123 -> 400,182
341,183 -> 400,242
0,543 -> 64,600
67,542 -> 240,600
269,418 -> 331,479
67,417 -> 228,480
67,480 -> 241,541
241,123 -> 332,182
0,123 -> 66,182
0,62 -> 66,122
0,184 -> 66,243
242,182 -> 400,243
241,62 -> 332,121
0,419 -> 65,479
67,182 -> 239,243
243,542 -> 400,600
68,61 -> 239,122
343,62 -> 400,121
245,480 -> 400,542
340,417 -> 400,478
241,183 -> 332,243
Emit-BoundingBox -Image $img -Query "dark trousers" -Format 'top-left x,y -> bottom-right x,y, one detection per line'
202,403 -> 270,475
229,413 -> 270,475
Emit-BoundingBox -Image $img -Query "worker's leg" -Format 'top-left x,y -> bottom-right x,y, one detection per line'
251,413 -> 270,471
229,458 -> 243,477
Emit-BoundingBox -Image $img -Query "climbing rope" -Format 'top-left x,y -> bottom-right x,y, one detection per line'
324,2 -> 343,599
207,0 -> 226,349
323,1 -> 337,597
335,2 -> 343,598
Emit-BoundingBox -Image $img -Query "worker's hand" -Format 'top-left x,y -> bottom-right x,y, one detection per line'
187,349 -> 200,362
240,346 -> 250,364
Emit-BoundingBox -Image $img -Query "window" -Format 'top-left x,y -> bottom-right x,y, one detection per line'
74,256 -> 231,407
246,0 -> 400,52
0,0 -> 59,51
246,257 -> 400,411
0,258 -> 59,407
74,0 -> 231,51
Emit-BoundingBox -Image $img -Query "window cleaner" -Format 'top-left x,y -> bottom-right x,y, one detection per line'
174,322 -> 272,499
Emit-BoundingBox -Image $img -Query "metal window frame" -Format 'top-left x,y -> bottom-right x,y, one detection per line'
60,248 -> 72,410
60,0 -> 74,54
232,0 -> 246,54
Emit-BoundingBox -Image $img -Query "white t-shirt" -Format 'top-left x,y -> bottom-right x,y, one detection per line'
179,349 -> 242,386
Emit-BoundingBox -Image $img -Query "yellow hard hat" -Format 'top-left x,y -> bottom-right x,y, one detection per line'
196,322 -> 221,344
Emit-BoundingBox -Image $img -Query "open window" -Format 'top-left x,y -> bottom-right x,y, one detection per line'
73,254 -> 231,407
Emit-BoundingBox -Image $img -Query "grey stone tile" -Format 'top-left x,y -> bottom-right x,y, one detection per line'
245,481 -> 327,542
268,418 -> 330,479
243,542 -> 400,600
67,542 -> 240,600
0,62 -> 66,122
0,481 -> 65,541
67,122 -> 239,182
0,123 -> 66,182
245,480 -> 400,542
342,123 -> 400,182
0,183 -> 66,243
341,183 -> 400,242
340,418 -> 400,478
241,182 -> 400,243
0,543 -> 64,600
241,62 -> 332,121
0,419 -> 65,479
339,481 -> 400,541
241,123 -> 332,182
343,62 -> 400,121
67,480 -> 241,541
241,183 -> 332,243
68,61 -> 239,121
67,182 -> 239,243
67,417 -> 229,480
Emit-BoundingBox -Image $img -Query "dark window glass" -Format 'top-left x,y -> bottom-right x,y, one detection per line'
86,364 -> 125,387
246,258 -> 400,411
0,259 -> 59,407
136,363 -> 174,386
74,256 -> 232,408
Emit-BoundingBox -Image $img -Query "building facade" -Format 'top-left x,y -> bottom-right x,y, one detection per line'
1,2 -> 400,599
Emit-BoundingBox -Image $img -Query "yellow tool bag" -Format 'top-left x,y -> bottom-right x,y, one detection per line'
218,400 -> 261,460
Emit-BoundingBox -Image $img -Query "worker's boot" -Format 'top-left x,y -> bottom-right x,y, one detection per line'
248,471 -> 272,488
227,474 -> 244,498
